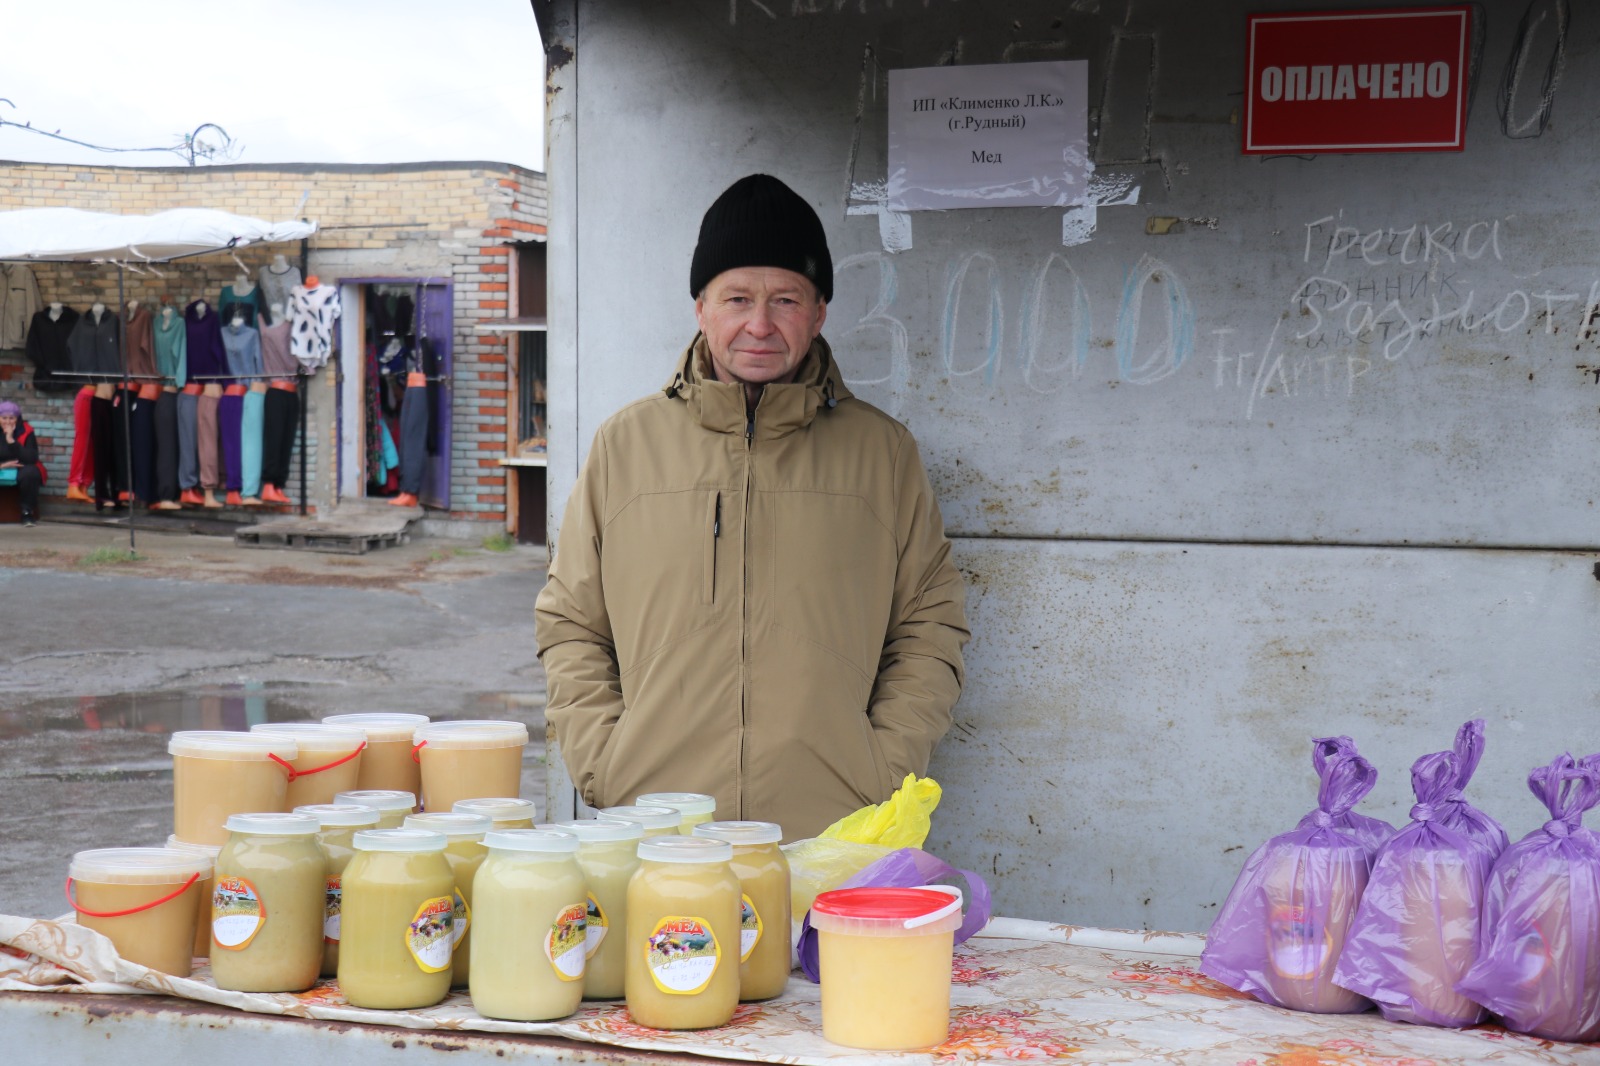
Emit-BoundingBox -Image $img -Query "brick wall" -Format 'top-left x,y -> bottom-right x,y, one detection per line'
0,160 -> 547,525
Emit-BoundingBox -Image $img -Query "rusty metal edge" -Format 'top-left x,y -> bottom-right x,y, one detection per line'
0,991 -> 718,1064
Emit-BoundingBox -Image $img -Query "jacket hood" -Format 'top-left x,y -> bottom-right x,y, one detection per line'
662,334 -> 855,440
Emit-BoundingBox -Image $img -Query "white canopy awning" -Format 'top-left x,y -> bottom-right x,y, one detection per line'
0,207 -> 316,262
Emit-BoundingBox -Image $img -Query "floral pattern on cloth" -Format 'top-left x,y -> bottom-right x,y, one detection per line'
1,912 -> 1594,1064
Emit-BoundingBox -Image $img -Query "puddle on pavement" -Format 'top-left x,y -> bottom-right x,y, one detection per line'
0,685 -> 545,741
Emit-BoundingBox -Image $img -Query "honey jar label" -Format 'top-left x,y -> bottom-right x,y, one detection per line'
645,916 -> 720,995
323,876 -> 342,943
584,893 -> 608,958
450,888 -> 471,948
406,895 -> 456,973
212,876 -> 265,951
739,894 -> 763,961
545,902 -> 589,982
1267,903 -> 1333,980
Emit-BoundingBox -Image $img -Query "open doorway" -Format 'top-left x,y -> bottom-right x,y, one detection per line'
335,278 -> 453,510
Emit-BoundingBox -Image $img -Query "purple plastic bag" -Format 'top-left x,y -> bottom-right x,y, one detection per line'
796,847 -> 991,983
1333,748 -> 1496,1027
1456,755 -> 1600,1043
1435,719 -> 1509,857
1201,748 -> 1377,1013
1297,736 -> 1395,856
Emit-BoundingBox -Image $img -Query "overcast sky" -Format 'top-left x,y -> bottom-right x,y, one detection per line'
0,1 -> 544,170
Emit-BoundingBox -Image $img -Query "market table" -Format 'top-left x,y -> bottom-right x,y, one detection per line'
2,913 -> 1592,1064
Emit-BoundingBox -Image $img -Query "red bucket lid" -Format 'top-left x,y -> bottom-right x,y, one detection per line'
812,886 -> 956,920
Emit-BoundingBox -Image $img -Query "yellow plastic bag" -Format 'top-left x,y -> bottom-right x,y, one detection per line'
820,773 -> 942,848
783,775 -> 943,917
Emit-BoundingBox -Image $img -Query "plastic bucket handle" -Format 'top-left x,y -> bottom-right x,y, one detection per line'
902,885 -> 964,930
269,741 -> 367,781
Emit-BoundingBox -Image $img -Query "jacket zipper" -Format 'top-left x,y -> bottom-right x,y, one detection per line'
738,410 -> 755,819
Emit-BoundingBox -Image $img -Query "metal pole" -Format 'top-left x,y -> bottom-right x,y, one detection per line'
298,232 -> 310,516
118,266 -> 136,554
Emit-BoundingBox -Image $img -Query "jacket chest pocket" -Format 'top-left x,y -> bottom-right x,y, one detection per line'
603,487 -> 727,671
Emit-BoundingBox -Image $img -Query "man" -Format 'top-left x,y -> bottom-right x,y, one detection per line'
535,174 -> 968,839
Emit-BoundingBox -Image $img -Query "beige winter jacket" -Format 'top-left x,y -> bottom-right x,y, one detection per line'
535,335 -> 968,840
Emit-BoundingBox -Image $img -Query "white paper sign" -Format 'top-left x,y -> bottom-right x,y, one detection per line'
887,60 -> 1090,212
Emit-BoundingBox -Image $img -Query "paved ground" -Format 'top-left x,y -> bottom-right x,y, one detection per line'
0,519 -> 550,921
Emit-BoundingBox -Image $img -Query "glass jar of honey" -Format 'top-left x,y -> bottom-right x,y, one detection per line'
294,802 -> 381,976
338,828 -> 455,1010
693,820 -> 791,1001
210,813 -> 326,993
403,811 -> 492,987
625,836 -> 741,1030
597,805 -> 682,839
636,792 -> 717,834
548,817 -> 645,999
452,796 -> 538,830
470,829 -> 588,1021
333,789 -> 416,829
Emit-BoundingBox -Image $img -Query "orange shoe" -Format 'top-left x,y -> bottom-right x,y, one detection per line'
388,492 -> 419,507
117,491 -> 131,503
66,484 -> 92,502
260,485 -> 291,504
179,489 -> 204,506
225,491 -> 243,506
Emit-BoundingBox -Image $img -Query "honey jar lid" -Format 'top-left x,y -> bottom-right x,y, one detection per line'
692,820 -> 782,846
164,835 -> 221,858
404,812 -> 494,840
484,829 -> 580,854
294,803 -> 382,828
168,730 -> 298,761
334,789 -> 417,812
224,812 -> 321,837
321,712 -> 431,742
411,719 -> 528,749
452,797 -> 538,820
546,818 -> 645,843
637,836 -> 733,864
353,828 -> 447,853
70,847 -> 212,885
250,722 -> 367,751
809,886 -> 965,935
597,805 -> 681,830
635,791 -> 716,818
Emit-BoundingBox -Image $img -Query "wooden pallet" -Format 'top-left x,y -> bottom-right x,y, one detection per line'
234,526 -> 411,555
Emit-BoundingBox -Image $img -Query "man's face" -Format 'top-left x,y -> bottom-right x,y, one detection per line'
695,267 -> 827,390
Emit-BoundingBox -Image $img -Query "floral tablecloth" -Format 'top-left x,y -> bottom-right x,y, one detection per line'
2,912 -> 1593,1064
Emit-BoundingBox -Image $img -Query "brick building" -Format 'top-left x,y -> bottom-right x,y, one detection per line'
0,160 -> 547,536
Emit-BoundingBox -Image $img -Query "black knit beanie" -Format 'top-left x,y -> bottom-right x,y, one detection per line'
689,174 -> 833,303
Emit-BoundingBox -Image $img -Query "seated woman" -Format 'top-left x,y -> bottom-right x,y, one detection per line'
0,400 -> 46,526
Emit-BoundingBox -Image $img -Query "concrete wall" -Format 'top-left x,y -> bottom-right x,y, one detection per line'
543,0 -> 1600,932
0,160 -> 546,523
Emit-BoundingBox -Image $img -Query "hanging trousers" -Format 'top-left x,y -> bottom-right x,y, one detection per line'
241,386 -> 265,498
154,390 -> 180,503
90,395 -> 128,504
398,377 -> 429,496
261,384 -> 298,489
177,385 -> 201,491
196,392 -> 221,490
128,385 -> 158,504
219,386 -> 246,494
70,386 -> 95,488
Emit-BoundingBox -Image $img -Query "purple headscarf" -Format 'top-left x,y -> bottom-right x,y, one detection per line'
0,401 -> 20,418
